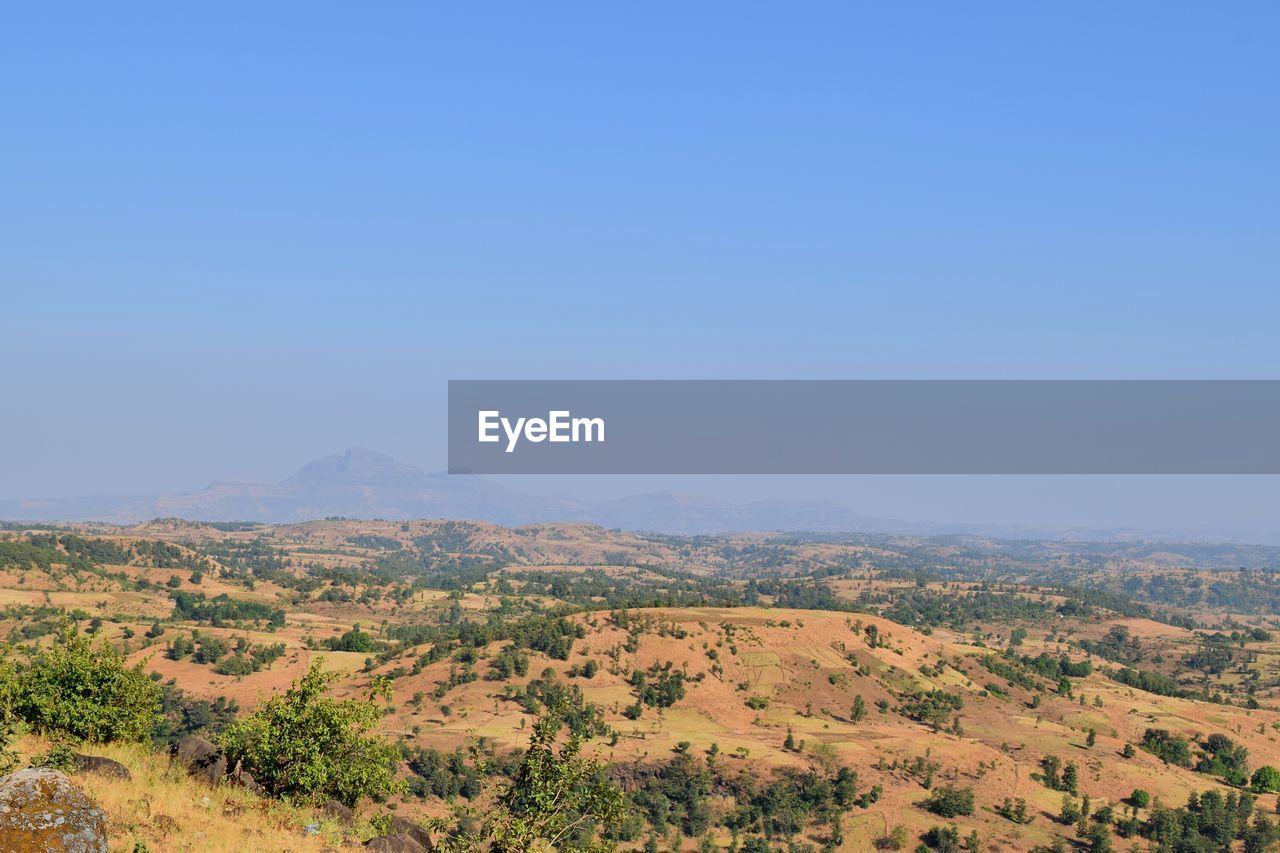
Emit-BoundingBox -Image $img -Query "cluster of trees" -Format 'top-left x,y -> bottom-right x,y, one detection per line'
153,681 -> 240,744
1110,666 -> 1184,698
322,624 -> 380,652
869,587 -> 1054,631
1039,755 -> 1080,795
898,689 -> 964,732
164,630 -> 285,675
514,567 -> 743,610
169,590 -> 285,627
1136,789 -> 1275,851
624,661 -> 687,719
1141,728 -> 1195,767
131,539 -> 212,571
388,613 -> 584,667
921,785 -> 976,818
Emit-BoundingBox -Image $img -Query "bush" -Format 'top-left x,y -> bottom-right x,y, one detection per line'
0,662 -> 18,774
214,654 -> 255,677
30,743 -> 77,772
12,624 -> 160,743
1252,765 -> 1280,793
220,659 -> 402,806
1141,728 -> 1193,767
921,785 -> 975,817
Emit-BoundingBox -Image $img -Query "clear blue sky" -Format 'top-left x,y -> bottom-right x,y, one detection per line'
3,4 -> 1278,531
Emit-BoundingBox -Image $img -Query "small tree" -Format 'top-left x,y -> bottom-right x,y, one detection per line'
0,659 -> 20,773
220,659 -> 401,806
1041,754 -> 1062,789
922,785 -> 975,818
1062,762 -> 1079,795
473,703 -> 627,851
1059,795 -> 1081,825
13,624 -> 159,743
1253,766 -> 1280,794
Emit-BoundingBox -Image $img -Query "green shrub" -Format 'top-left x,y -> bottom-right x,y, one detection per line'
30,743 -> 77,772
921,785 -> 975,818
0,660 -> 19,773
13,625 -> 160,743
1251,765 -> 1280,793
214,654 -> 255,677
220,659 -> 402,806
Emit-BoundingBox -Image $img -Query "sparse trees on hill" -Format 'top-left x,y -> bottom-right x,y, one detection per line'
431,702 -> 627,852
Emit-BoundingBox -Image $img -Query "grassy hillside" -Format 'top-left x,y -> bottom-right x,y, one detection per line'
4,520 -> 1280,850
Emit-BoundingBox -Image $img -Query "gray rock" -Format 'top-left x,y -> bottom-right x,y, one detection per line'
389,815 -> 432,849
0,767 -> 108,852
321,798 -> 355,823
171,735 -> 227,787
71,753 -> 132,781
364,834 -> 425,852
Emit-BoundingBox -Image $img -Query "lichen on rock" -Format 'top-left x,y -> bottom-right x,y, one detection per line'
0,767 -> 108,852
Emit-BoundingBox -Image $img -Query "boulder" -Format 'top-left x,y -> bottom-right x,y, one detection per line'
364,835 -> 425,852
321,799 -> 355,823
0,767 -> 108,852
71,753 -> 132,781
171,735 -> 226,786
389,815 -> 432,849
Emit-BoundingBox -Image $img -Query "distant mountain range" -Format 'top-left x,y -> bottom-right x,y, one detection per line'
2,447 -> 1278,544
1,448 -> 898,533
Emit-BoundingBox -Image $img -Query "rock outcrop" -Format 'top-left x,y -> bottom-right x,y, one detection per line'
0,767 -> 108,852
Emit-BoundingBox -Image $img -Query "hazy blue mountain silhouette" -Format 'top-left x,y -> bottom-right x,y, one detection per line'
2,448 -> 1277,543
0,448 -> 880,532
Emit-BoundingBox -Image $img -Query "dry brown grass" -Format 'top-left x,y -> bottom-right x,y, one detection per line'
12,736 -> 361,852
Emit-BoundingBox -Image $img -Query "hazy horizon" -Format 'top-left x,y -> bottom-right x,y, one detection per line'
5,443 -> 1280,542
4,5 -> 1278,538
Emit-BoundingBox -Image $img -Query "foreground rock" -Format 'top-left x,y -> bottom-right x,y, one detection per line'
171,735 -> 227,786
0,767 -> 108,852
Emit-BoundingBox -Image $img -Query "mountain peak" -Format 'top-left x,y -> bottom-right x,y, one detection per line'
282,447 -> 431,487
